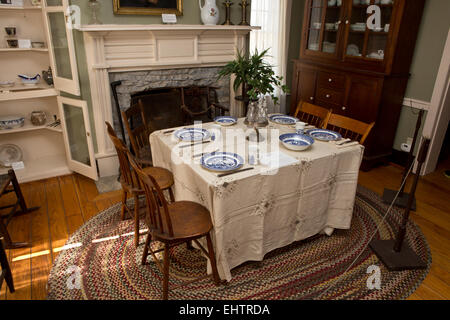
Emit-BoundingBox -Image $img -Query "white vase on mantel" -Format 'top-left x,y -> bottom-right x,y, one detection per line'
199,0 -> 220,25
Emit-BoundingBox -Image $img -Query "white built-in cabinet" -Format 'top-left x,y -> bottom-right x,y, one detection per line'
0,0 -> 98,182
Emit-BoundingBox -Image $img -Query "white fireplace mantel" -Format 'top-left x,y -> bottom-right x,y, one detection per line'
78,24 -> 258,177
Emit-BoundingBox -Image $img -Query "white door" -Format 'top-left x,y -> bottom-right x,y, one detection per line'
58,97 -> 98,180
42,0 -> 80,96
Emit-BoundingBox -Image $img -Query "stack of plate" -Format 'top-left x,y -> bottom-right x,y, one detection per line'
323,42 -> 336,53
0,144 -> 23,167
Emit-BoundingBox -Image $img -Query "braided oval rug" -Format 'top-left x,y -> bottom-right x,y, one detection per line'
47,186 -> 431,300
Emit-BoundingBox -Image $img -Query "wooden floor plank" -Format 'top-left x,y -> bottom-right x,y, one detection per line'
27,180 -> 52,301
73,174 -> 100,222
58,175 -> 85,235
5,183 -> 32,300
45,178 -> 69,261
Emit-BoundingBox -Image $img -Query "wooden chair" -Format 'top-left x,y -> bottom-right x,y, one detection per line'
0,170 -> 39,249
325,113 -> 375,145
127,151 -> 221,300
180,86 -> 229,125
0,237 -> 14,293
106,122 -> 175,247
121,100 -> 153,167
294,101 -> 332,129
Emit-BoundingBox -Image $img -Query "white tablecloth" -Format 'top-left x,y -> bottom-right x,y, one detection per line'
150,119 -> 364,281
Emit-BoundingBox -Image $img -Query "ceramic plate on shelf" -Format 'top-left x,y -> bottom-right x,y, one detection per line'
279,133 -> 315,151
269,115 -> 299,125
214,116 -> 237,126
0,81 -> 15,88
306,129 -> 342,142
174,128 -> 211,142
200,152 -> 244,173
0,144 -> 23,167
0,115 -> 25,130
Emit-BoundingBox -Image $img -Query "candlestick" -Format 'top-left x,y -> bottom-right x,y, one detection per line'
222,1 -> 234,25
239,0 -> 250,26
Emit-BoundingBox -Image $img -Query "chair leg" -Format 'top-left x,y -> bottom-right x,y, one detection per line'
162,243 -> 170,300
141,232 -> 152,265
205,233 -> 221,285
0,240 -> 14,293
168,187 -> 175,203
133,194 -> 140,247
120,190 -> 127,220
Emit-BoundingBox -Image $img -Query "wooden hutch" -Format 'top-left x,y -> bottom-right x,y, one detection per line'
290,0 -> 426,170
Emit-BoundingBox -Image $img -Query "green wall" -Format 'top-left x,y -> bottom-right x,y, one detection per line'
286,0 -> 449,153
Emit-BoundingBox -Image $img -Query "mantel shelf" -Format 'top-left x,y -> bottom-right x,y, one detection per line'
76,24 -> 261,33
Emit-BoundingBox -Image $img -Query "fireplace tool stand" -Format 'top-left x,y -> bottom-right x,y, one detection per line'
382,109 -> 425,210
370,138 -> 429,271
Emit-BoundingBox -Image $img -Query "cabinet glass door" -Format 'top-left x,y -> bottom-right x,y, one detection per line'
58,97 -> 98,181
306,0 -> 345,56
344,0 -> 394,60
43,0 -> 80,96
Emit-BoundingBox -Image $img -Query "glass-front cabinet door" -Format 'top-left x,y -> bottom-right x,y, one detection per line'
305,0 -> 346,58
42,0 -> 81,96
343,0 -> 395,62
58,97 -> 98,181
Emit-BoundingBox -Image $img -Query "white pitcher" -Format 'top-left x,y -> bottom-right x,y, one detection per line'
199,0 -> 220,25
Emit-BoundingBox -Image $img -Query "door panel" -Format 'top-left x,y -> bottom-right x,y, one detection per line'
58,97 -> 98,181
344,74 -> 382,123
296,67 -> 318,106
43,0 -> 81,96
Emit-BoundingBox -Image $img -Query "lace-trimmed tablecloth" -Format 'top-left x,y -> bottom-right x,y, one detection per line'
150,119 -> 364,281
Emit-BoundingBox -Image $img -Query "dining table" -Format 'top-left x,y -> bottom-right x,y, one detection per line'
149,118 -> 364,281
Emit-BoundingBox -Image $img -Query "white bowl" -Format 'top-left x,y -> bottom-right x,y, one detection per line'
0,115 -> 25,130
18,74 -> 41,86
279,133 -> 315,151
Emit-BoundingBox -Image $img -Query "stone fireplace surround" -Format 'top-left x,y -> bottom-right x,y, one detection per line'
78,24 -> 258,177
110,66 -> 231,143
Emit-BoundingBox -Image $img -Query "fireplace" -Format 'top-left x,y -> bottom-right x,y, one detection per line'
78,24 -> 257,177
109,67 -> 230,144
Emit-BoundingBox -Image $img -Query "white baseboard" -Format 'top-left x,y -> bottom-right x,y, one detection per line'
403,98 -> 431,111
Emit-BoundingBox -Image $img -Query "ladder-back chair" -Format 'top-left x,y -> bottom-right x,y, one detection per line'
294,101 -> 332,129
106,122 -> 175,247
127,151 -> 222,300
325,113 -> 375,145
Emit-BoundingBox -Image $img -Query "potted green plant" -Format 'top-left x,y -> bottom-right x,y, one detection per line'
218,48 -> 289,124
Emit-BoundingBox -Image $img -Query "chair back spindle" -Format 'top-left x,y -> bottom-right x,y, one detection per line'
127,152 -> 175,238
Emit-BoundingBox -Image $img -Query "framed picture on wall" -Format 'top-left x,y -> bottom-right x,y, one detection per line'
113,0 -> 183,16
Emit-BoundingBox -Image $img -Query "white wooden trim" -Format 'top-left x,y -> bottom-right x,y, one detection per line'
57,96 -> 98,181
42,0 -> 81,96
402,98 -> 431,111
422,28 -> 450,175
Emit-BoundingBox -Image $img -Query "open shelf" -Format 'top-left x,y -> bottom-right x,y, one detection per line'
0,120 -> 62,135
0,84 -> 58,101
0,154 -> 71,183
0,5 -> 42,11
0,48 -> 48,52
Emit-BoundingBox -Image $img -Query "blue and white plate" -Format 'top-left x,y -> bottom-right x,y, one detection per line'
279,133 -> 315,151
174,128 -> 211,142
201,152 -> 244,172
306,129 -> 342,141
214,116 -> 237,126
269,115 -> 299,125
